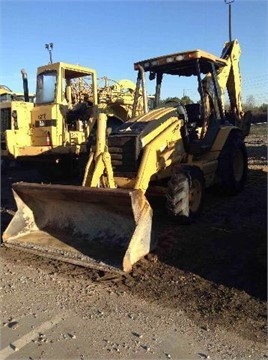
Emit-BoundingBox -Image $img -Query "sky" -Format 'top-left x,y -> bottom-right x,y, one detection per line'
0,0 -> 267,105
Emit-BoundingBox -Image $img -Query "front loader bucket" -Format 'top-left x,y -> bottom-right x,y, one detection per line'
2,183 -> 154,273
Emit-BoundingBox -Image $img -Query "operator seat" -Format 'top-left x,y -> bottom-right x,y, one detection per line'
183,103 -> 220,156
184,103 -> 202,127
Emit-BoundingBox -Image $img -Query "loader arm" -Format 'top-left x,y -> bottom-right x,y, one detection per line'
82,111 -> 116,188
134,116 -> 183,192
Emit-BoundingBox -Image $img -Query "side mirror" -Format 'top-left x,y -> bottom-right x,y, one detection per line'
149,72 -> 155,81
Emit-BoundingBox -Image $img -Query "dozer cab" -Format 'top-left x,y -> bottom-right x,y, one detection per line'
1,63 -> 142,177
2,39 -> 251,273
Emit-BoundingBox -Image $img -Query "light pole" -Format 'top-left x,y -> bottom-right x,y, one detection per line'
45,43 -> 54,64
183,89 -> 190,97
224,0 -> 234,42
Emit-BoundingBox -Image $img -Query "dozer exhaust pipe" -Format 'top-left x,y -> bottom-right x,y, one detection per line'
2,183 -> 154,273
21,69 -> 29,102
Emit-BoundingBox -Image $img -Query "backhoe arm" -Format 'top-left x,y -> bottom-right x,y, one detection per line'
218,39 -> 243,123
202,39 -> 243,127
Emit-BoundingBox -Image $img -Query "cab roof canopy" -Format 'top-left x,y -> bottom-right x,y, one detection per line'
134,49 -> 228,77
37,62 -> 95,79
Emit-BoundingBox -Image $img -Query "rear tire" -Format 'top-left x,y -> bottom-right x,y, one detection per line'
166,166 -> 205,223
216,131 -> 247,195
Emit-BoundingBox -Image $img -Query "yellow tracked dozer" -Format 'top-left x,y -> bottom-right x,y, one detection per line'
1,62 -> 143,178
2,39 -> 251,273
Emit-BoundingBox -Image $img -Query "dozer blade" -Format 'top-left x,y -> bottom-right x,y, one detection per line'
2,183 -> 154,273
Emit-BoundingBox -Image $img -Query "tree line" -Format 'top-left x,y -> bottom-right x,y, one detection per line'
161,95 -> 267,122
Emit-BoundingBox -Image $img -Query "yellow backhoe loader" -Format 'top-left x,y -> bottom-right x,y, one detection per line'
1,63 -> 142,177
2,39 -> 251,274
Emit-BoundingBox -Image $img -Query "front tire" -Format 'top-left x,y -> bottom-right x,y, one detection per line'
166,166 -> 205,222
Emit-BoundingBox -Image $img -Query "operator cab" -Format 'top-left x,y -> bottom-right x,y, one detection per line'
133,49 -> 228,155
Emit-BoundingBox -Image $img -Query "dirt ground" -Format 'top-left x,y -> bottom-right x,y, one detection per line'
0,123 -> 267,359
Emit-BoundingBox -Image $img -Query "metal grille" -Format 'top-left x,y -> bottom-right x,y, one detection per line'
1,108 -> 11,149
0,108 -> 11,132
108,135 -> 140,174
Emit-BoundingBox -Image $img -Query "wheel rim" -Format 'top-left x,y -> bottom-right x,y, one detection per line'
189,179 -> 202,213
233,150 -> 244,182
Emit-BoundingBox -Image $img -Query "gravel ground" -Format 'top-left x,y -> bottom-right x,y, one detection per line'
0,123 -> 267,359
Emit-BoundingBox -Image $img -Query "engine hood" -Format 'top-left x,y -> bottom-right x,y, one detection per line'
111,106 -> 179,137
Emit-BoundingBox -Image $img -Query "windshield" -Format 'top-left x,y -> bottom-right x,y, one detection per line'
148,74 -> 201,107
36,70 -> 57,104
